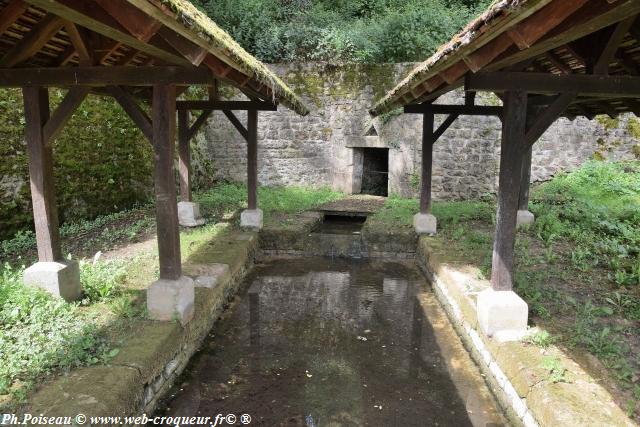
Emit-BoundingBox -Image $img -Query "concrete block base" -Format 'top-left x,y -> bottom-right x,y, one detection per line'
477,289 -> 528,342
23,260 -> 81,302
147,276 -> 195,325
240,208 -> 263,230
413,213 -> 437,235
177,201 -> 205,227
516,210 -> 535,227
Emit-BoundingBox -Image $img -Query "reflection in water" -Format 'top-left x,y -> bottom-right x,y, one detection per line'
159,258 -> 505,426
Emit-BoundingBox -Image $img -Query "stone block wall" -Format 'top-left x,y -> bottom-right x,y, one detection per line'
196,63 -> 640,200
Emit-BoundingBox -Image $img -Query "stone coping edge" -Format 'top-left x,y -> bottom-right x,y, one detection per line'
417,237 -> 636,427
24,232 -> 259,420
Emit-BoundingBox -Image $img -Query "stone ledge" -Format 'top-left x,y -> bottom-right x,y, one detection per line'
24,230 -> 259,420
417,236 -> 635,427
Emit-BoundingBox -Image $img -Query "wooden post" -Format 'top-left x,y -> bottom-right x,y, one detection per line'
23,86 -> 62,262
420,112 -> 435,214
247,109 -> 258,210
518,147 -> 532,211
491,91 -> 528,291
152,84 -> 181,280
177,109 -> 191,202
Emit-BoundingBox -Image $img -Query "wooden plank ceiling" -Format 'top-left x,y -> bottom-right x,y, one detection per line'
371,0 -> 640,119
0,0 -> 275,102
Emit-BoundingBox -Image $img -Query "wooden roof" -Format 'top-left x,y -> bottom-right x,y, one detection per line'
370,0 -> 640,119
0,0 -> 310,115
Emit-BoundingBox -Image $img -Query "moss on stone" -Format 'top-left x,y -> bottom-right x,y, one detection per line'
596,115 -> 620,131
627,116 -> 640,140
0,89 -> 153,240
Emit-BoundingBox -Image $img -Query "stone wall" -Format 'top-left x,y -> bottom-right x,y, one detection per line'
198,63 -> 640,200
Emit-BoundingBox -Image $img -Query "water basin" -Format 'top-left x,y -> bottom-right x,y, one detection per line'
157,257 -> 506,426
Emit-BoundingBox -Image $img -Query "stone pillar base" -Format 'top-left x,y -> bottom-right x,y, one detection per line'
413,213 -> 437,235
516,210 -> 535,227
240,208 -> 263,230
23,260 -> 81,302
147,276 -> 194,325
477,289 -> 528,342
177,201 -> 205,227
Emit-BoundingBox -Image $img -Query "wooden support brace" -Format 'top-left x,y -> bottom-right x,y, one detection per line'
107,86 -> 153,142
43,86 -> 89,144
152,84 -> 181,280
491,90 -> 528,291
433,114 -> 459,142
223,110 -> 249,141
524,92 -> 576,149
22,86 -> 62,262
247,109 -> 258,210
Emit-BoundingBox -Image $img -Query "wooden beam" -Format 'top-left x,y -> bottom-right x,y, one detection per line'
24,0 -> 190,66
0,14 -> 65,67
593,16 -> 636,74
0,66 -> 215,87
107,86 -> 152,141
177,109 -> 191,203
404,104 -> 503,116
152,83 -> 181,280
247,109 -> 258,210
519,147 -> 533,211
0,0 -> 28,36
223,110 -> 248,141
466,72 -> 640,97
176,100 -> 277,111
43,86 -> 89,143
420,112 -> 434,214
22,86 -> 62,262
62,21 -> 92,65
186,109 -> 212,141
491,91 -> 528,291
524,92 -> 576,148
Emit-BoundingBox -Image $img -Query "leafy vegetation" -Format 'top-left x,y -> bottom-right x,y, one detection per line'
0,263 -> 118,406
191,0 -> 490,63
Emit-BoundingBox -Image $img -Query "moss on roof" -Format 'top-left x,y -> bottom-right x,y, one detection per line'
370,0 -> 539,116
157,0 -> 309,116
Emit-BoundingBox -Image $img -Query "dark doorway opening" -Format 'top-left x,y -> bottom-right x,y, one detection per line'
361,148 -> 389,196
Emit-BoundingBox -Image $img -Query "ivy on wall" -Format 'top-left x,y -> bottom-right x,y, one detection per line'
0,89 -> 154,240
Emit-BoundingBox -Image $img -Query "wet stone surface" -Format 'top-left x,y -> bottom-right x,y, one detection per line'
157,258 -> 506,426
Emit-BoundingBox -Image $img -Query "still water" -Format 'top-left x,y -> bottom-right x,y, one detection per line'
158,258 -> 506,426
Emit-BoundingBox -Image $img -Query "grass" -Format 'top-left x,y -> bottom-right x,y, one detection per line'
394,160 -> 639,420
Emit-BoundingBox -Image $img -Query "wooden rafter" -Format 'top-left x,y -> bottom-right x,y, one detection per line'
62,21 -> 92,65
405,104 -> 502,116
23,0 -> 191,66
0,14 -> 65,67
0,0 -> 29,36
593,16 -> 636,74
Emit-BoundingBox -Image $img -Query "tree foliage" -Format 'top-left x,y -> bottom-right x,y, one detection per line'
191,0 -> 491,63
